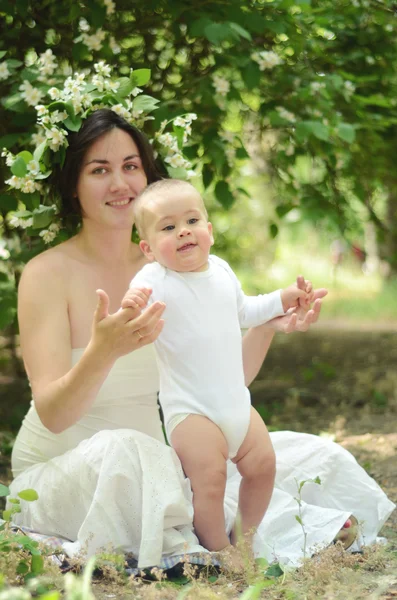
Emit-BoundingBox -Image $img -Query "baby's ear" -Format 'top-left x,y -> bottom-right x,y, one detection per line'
139,239 -> 155,262
208,222 -> 214,246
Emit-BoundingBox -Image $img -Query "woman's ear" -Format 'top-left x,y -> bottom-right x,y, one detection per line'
139,239 -> 155,262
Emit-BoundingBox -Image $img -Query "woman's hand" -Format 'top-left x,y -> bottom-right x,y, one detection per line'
91,289 -> 165,359
267,277 -> 328,334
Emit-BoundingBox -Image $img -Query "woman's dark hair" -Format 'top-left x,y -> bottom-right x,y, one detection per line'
56,108 -> 167,227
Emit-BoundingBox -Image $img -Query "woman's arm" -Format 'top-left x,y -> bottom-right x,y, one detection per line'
18,255 -> 165,434
242,283 -> 327,386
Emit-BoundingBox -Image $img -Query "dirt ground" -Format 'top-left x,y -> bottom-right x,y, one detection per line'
0,327 -> 396,598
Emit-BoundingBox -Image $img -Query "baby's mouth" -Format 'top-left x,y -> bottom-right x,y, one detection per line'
178,243 -> 196,252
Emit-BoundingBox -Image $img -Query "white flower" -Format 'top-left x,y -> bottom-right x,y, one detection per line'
39,229 -> 57,243
48,87 -> 61,100
132,109 -> 144,119
1,148 -> 14,166
310,81 -> 325,93
38,48 -> 58,76
94,61 -> 112,77
0,240 -> 10,260
20,81 -> 44,107
212,75 -> 230,96
6,175 -> 23,189
8,215 -> 33,229
27,160 -> 40,176
35,105 -> 48,117
105,80 -> 120,93
252,50 -> 283,71
131,87 -> 143,97
21,177 -> 38,194
50,110 -> 68,124
366,56 -> 375,65
92,74 -> 105,92
164,153 -> 187,168
344,80 -> 356,95
49,222 -> 60,233
46,126 -> 68,151
81,29 -> 106,52
109,36 -> 121,54
111,104 -> 131,119
0,61 -> 10,81
79,18 -> 90,32
276,106 -> 296,122
104,0 -> 116,15
157,133 -> 178,150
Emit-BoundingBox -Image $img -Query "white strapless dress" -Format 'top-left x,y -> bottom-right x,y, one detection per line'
10,346 -> 395,568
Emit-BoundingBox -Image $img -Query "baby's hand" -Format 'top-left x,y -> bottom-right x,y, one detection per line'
121,286 -> 152,310
280,284 -> 309,313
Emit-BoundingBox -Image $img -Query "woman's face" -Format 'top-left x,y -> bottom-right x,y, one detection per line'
76,128 -> 148,229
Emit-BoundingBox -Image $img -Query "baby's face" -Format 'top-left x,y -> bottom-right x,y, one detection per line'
139,189 -> 214,272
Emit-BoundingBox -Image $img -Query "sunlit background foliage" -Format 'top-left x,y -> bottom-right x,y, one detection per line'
1,0 -> 397,334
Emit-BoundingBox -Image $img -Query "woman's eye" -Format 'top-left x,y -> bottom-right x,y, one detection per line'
187,218 -> 198,224
92,167 -> 107,175
162,225 -> 175,231
124,163 -> 137,171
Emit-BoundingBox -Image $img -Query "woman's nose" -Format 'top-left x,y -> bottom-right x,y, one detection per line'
109,170 -> 129,191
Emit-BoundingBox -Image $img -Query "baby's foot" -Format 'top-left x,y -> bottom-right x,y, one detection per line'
215,543 -> 251,574
333,516 -> 359,550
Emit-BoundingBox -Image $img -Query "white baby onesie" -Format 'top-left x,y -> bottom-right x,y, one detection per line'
131,255 -> 284,458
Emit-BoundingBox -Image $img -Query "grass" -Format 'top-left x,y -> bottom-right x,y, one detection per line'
236,232 -> 397,326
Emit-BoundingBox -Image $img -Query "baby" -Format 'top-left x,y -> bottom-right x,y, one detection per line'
122,179 -> 310,552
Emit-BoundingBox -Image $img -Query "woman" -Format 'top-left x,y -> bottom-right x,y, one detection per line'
9,109 -> 395,569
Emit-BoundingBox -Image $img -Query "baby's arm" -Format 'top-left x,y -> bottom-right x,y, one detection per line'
280,282 -> 311,312
121,286 -> 152,310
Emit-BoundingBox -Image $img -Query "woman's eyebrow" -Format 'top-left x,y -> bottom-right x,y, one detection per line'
84,154 -> 139,166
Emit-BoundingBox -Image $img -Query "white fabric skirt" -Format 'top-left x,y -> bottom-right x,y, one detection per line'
9,429 -> 395,569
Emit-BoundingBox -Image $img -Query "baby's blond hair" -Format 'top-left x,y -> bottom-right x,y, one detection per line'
134,179 -> 208,238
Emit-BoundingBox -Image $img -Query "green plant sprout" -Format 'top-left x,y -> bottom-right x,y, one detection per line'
294,476 -> 322,560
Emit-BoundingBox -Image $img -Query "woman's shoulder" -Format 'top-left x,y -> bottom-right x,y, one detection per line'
19,238 -> 78,289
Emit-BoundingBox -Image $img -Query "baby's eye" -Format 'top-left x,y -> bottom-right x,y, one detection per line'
187,218 -> 199,225
162,225 -> 175,231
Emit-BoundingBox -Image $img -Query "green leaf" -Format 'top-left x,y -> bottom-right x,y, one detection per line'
24,192 -> 41,210
17,150 -> 33,164
0,51 -> 6,59
2,510 -> 12,522
7,498 -> 20,504
296,121 -> 330,142
0,194 -> 18,211
31,553 -> 44,574
6,59 -> 24,68
32,205 -> 55,229
241,62 -> 261,89
295,515 -> 303,525
265,563 -> 284,578
0,133 -> 20,148
204,23 -> 232,45
133,95 -> 160,113
18,488 -> 39,502
116,77 -> 134,98
16,0 -> 29,17
229,22 -> 252,41
269,222 -> 278,238
64,114 -> 82,132
131,69 -> 151,87
11,155 -> 27,177
215,180 -> 235,209
336,123 -> 356,144
33,141 -> 48,162
72,42 -> 91,62
0,483 -> 10,497
202,164 -> 214,188
16,560 -> 30,575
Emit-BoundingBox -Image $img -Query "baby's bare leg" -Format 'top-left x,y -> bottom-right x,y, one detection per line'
171,415 -> 230,551
231,407 -> 276,545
